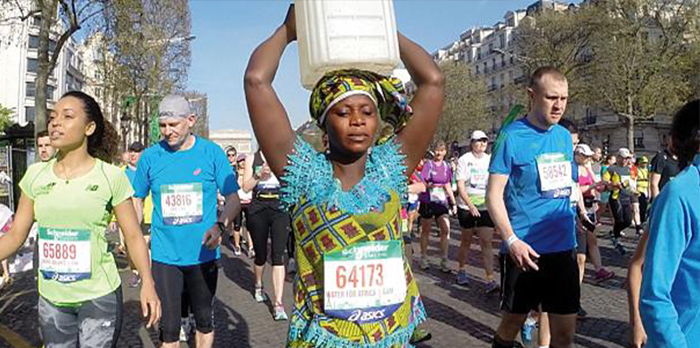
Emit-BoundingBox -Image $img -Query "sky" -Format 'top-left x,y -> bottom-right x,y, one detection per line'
187,0 -> 544,134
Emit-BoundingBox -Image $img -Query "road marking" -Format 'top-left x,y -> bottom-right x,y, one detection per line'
0,324 -> 34,348
0,289 -> 34,314
138,326 -> 157,348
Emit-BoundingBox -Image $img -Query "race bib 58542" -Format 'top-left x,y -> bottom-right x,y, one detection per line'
537,153 -> 572,199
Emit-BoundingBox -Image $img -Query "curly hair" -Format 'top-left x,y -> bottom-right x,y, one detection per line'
670,99 -> 700,170
60,91 -> 120,163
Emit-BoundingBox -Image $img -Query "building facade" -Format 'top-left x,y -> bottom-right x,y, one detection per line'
433,0 -> 672,155
0,3 -> 88,128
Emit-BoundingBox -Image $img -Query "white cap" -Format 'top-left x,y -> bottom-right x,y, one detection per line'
618,148 -> 632,158
470,130 -> 489,141
575,144 -> 594,156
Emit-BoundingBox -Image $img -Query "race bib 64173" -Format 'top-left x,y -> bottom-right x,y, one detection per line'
323,241 -> 407,324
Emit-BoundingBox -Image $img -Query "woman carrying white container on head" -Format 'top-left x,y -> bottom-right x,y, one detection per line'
244,3 -> 444,347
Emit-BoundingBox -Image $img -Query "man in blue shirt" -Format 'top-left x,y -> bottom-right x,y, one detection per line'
488,67 -> 581,348
132,95 -> 241,348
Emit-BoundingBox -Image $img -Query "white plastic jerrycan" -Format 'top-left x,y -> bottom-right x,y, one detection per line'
295,0 -> 401,90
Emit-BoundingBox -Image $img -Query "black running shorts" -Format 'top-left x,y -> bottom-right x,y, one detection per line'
499,249 -> 580,315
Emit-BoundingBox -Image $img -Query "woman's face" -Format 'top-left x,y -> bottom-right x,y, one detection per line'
48,96 -> 95,152
325,94 -> 378,157
434,146 -> 447,161
227,150 -> 237,166
471,139 -> 487,154
575,153 -> 590,165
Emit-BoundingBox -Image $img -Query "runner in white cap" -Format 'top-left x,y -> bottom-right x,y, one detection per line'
455,130 -> 498,293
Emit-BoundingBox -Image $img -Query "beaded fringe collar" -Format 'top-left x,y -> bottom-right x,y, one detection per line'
280,137 -> 407,214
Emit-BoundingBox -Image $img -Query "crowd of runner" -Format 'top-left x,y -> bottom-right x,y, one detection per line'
0,6 -> 698,348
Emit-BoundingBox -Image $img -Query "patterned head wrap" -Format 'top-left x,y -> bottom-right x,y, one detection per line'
309,69 -> 412,145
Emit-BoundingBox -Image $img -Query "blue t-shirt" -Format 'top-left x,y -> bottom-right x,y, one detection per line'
489,118 -> 576,254
132,136 -> 239,265
640,155 -> 700,348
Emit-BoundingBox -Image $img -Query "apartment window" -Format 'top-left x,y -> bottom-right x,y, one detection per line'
26,82 -> 35,97
502,56 -> 506,67
28,35 -> 56,53
492,58 -> 496,70
483,62 -> 488,73
26,107 -> 35,123
475,66 -> 480,74
47,85 -> 55,100
500,34 -> 506,48
510,55 -> 514,64
29,35 -> 39,49
488,43 -> 493,54
477,47 -> 481,60
27,58 -> 38,73
32,16 -> 42,27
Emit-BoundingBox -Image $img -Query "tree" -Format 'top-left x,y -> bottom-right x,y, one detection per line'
437,60 -> 489,144
33,0 -> 105,137
516,0 -> 699,152
0,104 -> 15,133
101,0 -> 191,145
514,4 -> 602,101
586,0 -> 699,151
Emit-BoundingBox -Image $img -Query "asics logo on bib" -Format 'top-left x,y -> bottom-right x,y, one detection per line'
348,309 -> 386,322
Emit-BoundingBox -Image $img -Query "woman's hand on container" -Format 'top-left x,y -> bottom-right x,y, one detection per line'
283,4 -> 297,42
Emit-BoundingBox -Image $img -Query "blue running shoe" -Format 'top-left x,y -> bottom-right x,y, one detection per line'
521,316 -> 537,346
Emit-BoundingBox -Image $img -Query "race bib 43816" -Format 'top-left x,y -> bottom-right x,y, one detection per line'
161,183 -> 203,225
39,227 -> 91,283
323,241 -> 407,324
537,153 -> 572,199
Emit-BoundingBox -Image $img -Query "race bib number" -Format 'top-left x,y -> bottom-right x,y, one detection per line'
161,183 -> 203,225
469,167 -> 489,189
429,187 -> 447,203
39,227 -> 91,283
537,153 -> 572,198
323,241 -> 407,324
620,175 -> 636,192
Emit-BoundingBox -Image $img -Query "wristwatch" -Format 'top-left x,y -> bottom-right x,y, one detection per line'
216,221 -> 226,234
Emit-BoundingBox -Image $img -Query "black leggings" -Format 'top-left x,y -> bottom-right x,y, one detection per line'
247,200 -> 290,266
638,193 -> 649,224
609,198 -> 632,238
233,205 -> 249,232
152,260 -> 218,343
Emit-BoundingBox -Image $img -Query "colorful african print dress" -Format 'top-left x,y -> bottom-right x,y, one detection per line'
281,138 -> 426,348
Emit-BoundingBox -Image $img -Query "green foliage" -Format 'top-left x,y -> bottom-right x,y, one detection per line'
516,0 -> 699,151
438,61 -> 489,144
0,104 -> 15,133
